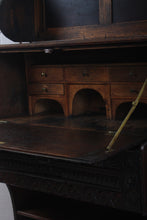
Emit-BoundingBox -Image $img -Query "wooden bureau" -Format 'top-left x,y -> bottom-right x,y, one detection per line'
0,0 -> 147,218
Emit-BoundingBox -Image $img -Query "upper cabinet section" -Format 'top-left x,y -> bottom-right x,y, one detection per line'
37,0 -> 101,41
45,0 -> 99,28
0,0 -> 147,45
112,0 -> 147,23
39,0 -> 147,42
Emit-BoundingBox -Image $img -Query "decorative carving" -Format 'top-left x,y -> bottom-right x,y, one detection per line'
0,145 -> 143,213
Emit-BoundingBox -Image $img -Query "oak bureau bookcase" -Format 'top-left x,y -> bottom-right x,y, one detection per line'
0,0 -> 147,219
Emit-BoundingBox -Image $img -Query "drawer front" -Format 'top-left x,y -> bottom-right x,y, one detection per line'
109,65 -> 147,82
29,84 -> 64,95
111,84 -> 147,98
29,66 -> 64,82
65,65 -> 108,82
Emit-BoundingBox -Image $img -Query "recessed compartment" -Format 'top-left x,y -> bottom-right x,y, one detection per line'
68,84 -> 110,118
115,102 -> 147,120
72,88 -> 106,116
34,99 -> 64,115
12,187 -> 114,220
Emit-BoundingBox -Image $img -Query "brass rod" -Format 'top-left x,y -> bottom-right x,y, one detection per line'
106,78 -> 147,152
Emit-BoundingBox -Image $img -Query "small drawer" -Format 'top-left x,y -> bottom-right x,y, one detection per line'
109,65 -> 147,82
29,66 -> 64,82
111,83 -> 147,98
65,65 -> 108,82
29,84 -> 64,95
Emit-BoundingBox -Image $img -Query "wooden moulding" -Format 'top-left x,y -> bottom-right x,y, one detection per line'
39,20 -> 147,42
0,20 -> 147,54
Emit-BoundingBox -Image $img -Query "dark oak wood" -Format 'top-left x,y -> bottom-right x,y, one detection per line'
0,0 -> 147,219
0,0 -> 35,42
109,64 -> 147,82
0,116 -> 146,160
29,83 -> 64,96
99,0 -> 112,25
0,54 -> 27,118
0,0 -> 147,43
64,65 -> 108,82
111,83 -> 147,98
29,66 -> 64,82
0,50 -> 147,218
9,187 -> 142,220
26,62 -> 147,119
0,133 -> 146,217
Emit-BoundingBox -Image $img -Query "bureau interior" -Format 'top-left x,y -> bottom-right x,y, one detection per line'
1,49 -> 147,120
0,48 -> 147,159
26,48 -> 147,120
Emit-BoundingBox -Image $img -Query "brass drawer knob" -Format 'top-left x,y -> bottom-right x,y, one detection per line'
82,72 -> 89,77
129,72 -> 137,77
41,72 -> 47,77
130,89 -> 138,94
42,87 -> 48,92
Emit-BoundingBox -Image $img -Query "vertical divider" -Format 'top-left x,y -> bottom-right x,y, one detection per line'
99,0 -> 112,25
34,0 -> 46,39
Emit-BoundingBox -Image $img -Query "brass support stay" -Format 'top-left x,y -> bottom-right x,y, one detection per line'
106,78 -> 147,152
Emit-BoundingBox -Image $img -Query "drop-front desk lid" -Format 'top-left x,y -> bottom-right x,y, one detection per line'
0,115 -> 146,164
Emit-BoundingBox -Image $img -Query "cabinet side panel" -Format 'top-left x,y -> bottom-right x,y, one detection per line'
0,54 -> 27,118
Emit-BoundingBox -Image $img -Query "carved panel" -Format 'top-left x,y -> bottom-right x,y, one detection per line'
0,146 -> 142,213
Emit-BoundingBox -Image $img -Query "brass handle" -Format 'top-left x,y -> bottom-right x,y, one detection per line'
130,89 -> 138,94
41,72 -> 47,77
82,72 -> 89,77
129,72 -> 137,77
42,87 -> 48,92
129,72 -> 134,76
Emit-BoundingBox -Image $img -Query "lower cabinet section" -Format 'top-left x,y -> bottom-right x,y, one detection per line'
9,187 -> 142,220
0,141 -> 145,218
